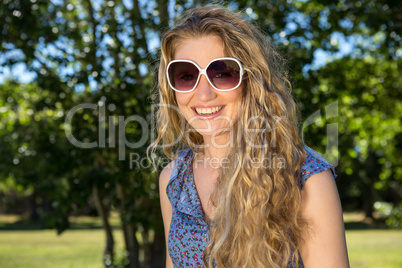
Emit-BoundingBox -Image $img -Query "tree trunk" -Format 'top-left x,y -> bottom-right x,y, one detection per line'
29,188 -> 39,221
149,228 -> 165,268
364,184 -> 375,219
142,231 -> 151,268
93,183 -> 115,267
158,0 -> 169,31
116,182 -> 140,268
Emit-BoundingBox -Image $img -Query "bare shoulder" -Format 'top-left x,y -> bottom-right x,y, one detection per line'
159,160 -> 175,188
299,169 -> 340,220
303,169 -> 336,189
301,170 -> 337,201
159,160 -> 175,268
299,170 -> 350,267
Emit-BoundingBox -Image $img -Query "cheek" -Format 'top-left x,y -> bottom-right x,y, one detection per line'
175,92 -> 193,113
175,92 -> 191,104
226,88 -> 243,119
226,87 -> 243,107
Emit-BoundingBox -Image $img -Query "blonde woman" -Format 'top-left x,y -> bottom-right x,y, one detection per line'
149,5 -> 349,268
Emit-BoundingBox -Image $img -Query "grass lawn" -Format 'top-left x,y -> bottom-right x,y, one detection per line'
344,213 -> 402,268
0,214 -> 124,268
0,213 -> 401,267
346,230 -> 402,268
0,229 -> 123,268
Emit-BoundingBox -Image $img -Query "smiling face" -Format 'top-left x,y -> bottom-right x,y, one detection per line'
173,35 -> 243,143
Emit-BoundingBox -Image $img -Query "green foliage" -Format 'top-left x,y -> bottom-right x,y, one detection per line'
112,250 -> 130,268
374,201 -> 402,228
0,0 -> 164,266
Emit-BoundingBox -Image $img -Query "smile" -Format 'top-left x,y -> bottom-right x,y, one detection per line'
194,106 -> 224,115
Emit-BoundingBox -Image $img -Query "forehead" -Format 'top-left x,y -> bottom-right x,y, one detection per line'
173,35 -> 226,67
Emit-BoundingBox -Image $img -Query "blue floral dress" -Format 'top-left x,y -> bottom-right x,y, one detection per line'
166,147 -> 336,267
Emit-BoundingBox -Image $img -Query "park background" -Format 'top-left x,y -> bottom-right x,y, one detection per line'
0,0 -> 401,267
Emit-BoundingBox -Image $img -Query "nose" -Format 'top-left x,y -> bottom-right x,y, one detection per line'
194,74 -> 216,101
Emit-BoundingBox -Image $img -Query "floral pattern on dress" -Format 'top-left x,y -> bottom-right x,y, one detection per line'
166,147 -> 336,267
298,146 -> 337,189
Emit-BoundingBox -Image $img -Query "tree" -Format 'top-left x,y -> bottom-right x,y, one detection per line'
1,0 -> 166,267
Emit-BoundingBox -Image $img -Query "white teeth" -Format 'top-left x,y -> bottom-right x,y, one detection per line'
195,106 -> 223,115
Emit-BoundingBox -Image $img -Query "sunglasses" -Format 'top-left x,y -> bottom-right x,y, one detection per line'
166,57 -> 244,92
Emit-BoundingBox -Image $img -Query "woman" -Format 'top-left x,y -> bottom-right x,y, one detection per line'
149,5 -> 349,268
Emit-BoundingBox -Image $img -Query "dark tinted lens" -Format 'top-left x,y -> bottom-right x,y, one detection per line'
207,60 -> 241,90
168,62 -> 199,91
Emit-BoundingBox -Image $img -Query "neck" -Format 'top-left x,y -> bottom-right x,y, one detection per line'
197,133 -> 232,162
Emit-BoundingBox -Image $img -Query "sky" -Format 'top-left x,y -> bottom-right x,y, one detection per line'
0,35 -> 355,85
0,0 -> 356,86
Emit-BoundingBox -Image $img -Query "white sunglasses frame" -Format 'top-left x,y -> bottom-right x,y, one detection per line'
166,57 -> 245,93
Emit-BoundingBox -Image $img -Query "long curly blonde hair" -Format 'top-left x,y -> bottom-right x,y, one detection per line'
149,5 -> 307,268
